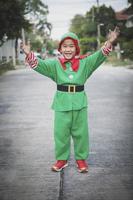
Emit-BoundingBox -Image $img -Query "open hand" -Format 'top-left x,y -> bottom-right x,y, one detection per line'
107,26 -> 120,44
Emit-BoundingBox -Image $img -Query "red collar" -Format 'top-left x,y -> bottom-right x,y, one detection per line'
58,54 -> 89,72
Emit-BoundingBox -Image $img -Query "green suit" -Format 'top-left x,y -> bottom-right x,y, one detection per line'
33,50 -> 106,160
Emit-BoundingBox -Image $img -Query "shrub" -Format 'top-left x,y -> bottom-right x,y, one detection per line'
0,61 -> 15,75
120,40 -> 133,60
80,37 -> 97,54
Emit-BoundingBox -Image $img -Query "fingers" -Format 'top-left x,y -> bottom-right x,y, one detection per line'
20,42 -> 25,54
19,42 -> 30,55
20,41 -> 24,49
20,43 -> 26,53
114,26 -> 120,34
108,26 -> 120,41
109,26 -> 120,34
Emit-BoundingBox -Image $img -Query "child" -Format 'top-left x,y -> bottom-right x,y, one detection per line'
21,27 -> 119,173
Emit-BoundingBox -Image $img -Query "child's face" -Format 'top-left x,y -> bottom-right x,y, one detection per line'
60,39 -> 76,60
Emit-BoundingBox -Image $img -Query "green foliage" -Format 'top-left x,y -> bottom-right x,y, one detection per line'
69,14 -> 85,37
0,0 -> 51,45
86,5 -> 116,36
82,20 -> 97,37
121,40 -> 133,60
52,40 -> 59,49
24,0 -> 52,36
80,37 -> 97,54
0,0 -> 29,45
70,5 -> 117,54
46,40 -> 54,51
24,0 -> 48,15
107,52 -> 133,66
69,3 -> 132,60
0,61 -> 15,75
70,5 -> 116,41
120,24 -> 133,41
31,39 -> 43,51
128,0 -> 133,5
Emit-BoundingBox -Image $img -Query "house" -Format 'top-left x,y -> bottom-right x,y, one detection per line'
115,5 -> 133,28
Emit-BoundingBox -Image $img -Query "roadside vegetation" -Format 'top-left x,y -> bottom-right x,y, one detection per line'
0,61 -> 15,75
0,0 -> 132,76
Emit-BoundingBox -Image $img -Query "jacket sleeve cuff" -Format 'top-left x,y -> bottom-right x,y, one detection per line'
25,52 -> 38,69
101,41 -> 113,56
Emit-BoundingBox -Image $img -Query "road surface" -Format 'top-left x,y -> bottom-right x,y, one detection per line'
0,64 -> 133,200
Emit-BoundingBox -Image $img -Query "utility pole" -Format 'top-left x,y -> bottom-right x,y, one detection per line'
12,40 -> 16,67
88,0 -> 102,48
96,0 -> 99,11
96,0 -> 101,49
97,24 -> 101,49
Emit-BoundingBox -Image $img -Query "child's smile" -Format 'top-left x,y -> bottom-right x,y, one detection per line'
60,39 -> 76,60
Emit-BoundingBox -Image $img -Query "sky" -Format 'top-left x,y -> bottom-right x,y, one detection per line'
43,0 -> 128,40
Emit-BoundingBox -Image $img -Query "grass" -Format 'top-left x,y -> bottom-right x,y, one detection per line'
0,61 -> 15,75
106,52 -> 133,68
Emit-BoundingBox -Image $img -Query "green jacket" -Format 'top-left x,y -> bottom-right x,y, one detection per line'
33,50 -> 106,111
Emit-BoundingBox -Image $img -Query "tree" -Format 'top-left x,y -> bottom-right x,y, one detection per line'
70,4 -> 117,52
80,37 -> 97,54
23,0 -> 52,36
117,0 -> 133,60
69,14 -> 85,38
0,0 -> 51,45
0,0 -> 29,45
70,5 -> 116,38
128,0 -> 133,5
86,5 -> 116,37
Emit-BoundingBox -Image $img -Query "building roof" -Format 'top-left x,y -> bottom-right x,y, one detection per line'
115,9 -> 129,20
115,3 -> 133,21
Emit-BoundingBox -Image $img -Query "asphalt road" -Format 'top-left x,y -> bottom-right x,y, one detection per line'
0,65 -> 133,200
63,65 -> 133,200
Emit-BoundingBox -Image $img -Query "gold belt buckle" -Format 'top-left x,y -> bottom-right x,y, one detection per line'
68,85 -> 76,93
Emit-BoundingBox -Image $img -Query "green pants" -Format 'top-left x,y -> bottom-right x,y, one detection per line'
54,107 -> 89,160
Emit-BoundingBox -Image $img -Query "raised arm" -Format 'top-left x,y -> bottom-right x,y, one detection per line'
84,27 -> 120,77
101,26 -> 120,56
20,43 -> 56,81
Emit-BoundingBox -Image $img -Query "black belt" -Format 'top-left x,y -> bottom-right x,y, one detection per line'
57,85 -> 84,93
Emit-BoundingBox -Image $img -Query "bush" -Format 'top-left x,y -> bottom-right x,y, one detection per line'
120,40 -> 133,60
80,37 -> 97,54
0,61 -> 15,75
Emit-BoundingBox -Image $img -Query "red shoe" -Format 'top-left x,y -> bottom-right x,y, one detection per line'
52,160 -> 68,172
76,160 -> 88,173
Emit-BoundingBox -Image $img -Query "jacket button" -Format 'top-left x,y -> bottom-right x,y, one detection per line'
69,74 -> 73,79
